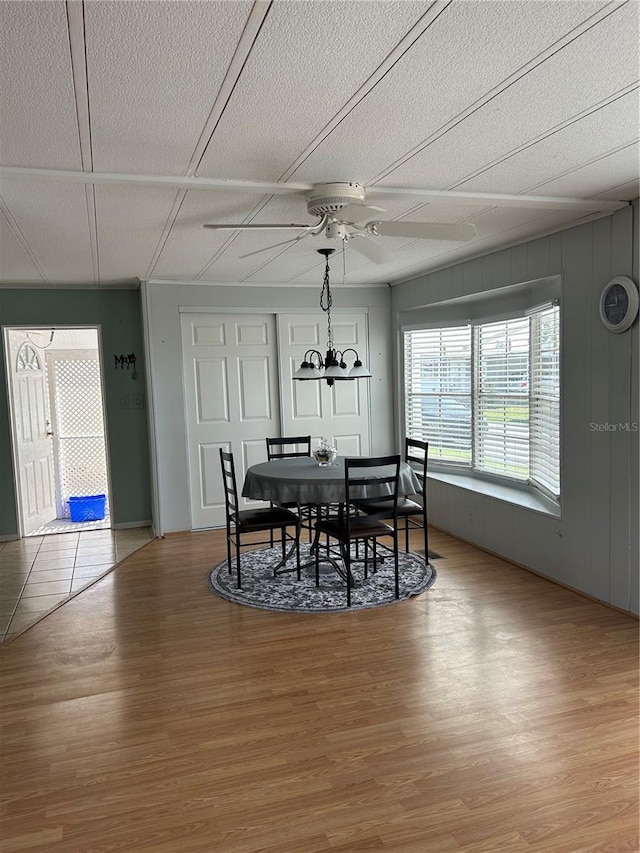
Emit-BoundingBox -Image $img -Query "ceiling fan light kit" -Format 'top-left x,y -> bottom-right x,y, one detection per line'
292,248 -> 371,387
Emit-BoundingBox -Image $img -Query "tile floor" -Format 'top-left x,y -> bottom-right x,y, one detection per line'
0,526 -> 153,643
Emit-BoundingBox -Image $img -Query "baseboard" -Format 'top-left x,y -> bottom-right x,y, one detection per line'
112,520 -> 153,530
429,523 -> 639,621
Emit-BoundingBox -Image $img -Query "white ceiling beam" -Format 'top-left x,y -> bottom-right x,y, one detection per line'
0,167 -> 628,212
0,167 -> 313,194
366,186 -> 628,212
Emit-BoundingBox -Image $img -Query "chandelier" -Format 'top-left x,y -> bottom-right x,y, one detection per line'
292,248 -> 372,386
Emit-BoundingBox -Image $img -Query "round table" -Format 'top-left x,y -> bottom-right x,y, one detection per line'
242,456 -> 420,583
242,456 -> 420,505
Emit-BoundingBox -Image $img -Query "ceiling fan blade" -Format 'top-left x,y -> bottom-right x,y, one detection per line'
238,233 -> 311,259
372,221 -> 477,241
339,203 -> 386,223
204,222 -> 314,231
349,234 -> 391,265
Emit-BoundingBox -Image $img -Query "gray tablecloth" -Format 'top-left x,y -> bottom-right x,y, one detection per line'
242,457 -> 420,505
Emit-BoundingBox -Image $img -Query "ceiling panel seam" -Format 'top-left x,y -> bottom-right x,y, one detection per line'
83,184 -> 99,286
65,0 -> 93,172
145,190 -> 188,281
194,194 -> 285,279
160,2 -> 274,279
595,177 -> 640,198
278,0 -> 451,183
237,238 -> 301,283
195,228 -> 251,279
396,142 -> 636,240
448,85 -> 640,191
0,197 -> 50,285
190,1 -> 272,177
282,251 -> 353,287
66,0 -> 97,285
513,142 -> 640,196
370,1 -> 631,186
378,190 -> 630,274
190,0 -> 452,263
385,211 -> 579,283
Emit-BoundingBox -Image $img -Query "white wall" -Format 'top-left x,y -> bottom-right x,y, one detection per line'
142,281 -> 393,534
392,203 -> 639,615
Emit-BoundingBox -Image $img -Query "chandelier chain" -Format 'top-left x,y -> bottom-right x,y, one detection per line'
320,255 -> 333,348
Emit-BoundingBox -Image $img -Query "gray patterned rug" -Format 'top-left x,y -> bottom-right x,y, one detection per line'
207,543 -> 437,613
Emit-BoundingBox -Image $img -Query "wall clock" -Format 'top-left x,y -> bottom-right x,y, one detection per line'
599,276 -> 639,333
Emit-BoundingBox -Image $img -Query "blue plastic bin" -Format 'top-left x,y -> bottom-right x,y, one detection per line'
68,494 -> 106,522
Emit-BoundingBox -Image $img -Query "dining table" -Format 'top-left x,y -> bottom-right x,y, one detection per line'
241,456 -> 421,583
242,455 -> 421,507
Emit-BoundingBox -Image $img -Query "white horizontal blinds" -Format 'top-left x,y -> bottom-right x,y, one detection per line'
530,305 -> 560,497
474,318 -> 530,481
404,327 -> 472,465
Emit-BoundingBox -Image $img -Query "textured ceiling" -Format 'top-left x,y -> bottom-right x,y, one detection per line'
0,0 -> 638,289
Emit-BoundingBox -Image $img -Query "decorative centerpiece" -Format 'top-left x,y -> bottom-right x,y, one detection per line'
313,437 -> 337,467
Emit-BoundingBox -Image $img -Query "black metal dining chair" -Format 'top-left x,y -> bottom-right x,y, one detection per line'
219,449 -> 300,589
313,455 -> 400,607
357,438 -> 430,559
265,435 -> 314,543
266,436 -> 312,460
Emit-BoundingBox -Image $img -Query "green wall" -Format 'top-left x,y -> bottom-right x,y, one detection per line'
0,289 -> 151,536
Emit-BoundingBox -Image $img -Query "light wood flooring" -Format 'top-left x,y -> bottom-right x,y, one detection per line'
0,527 -> 154,642
0,527 -> 637,852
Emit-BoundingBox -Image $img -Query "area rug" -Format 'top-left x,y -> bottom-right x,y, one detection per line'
207,543 -> 437,613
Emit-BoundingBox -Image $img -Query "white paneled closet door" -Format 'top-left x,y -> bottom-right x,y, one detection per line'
277,313 -> 371,456
181,313 -> 280,529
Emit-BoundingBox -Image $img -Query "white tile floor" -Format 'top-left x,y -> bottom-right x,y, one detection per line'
0,526 -> 153,643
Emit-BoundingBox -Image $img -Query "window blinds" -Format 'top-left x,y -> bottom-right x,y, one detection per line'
403,306 -> 560,500
474,317 -> 530,481
404,326 -> 472,465
529,304 -> 560,497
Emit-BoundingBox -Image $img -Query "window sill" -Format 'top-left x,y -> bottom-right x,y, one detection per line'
427,470 -> 561,519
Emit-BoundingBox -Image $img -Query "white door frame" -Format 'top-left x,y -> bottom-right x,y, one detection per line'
2,325 -> 113,537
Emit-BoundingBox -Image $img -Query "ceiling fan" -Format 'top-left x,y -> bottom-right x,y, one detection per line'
203,181 -> 478,264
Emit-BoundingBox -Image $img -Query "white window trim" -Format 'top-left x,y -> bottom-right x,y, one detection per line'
402,303 -> 561,509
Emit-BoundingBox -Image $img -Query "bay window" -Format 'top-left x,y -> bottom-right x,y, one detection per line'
403,302 -> 560,502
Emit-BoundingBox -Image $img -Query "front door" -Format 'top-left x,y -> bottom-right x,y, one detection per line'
12,342 -> 56,535
181,312 -> 281,529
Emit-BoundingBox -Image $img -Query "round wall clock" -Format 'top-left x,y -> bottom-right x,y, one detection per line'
599,276 -> 639,333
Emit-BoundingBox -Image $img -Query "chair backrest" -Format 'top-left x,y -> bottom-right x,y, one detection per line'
266,435 -> 312,460
219,449 -> 239,521
345,455 -> 401,521
405,438 -> 428,495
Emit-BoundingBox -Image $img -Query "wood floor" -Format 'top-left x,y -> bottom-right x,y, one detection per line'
0,528 -> 637,852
